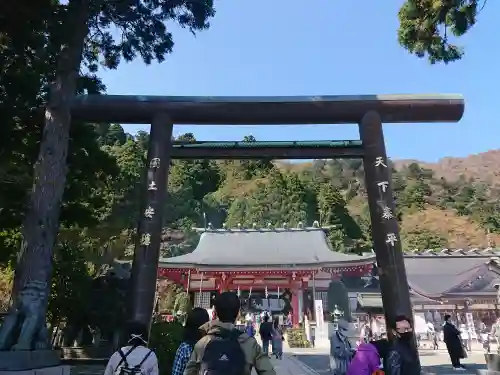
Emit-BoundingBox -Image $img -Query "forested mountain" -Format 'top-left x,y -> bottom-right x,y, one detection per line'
3,122 -> 498,272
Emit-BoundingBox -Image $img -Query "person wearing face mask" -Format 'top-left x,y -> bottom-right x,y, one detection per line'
329,319 -> 354,375
385,315 -> 420,375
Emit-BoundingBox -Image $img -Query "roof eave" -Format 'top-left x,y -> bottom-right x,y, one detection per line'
159,259 -> 374,270
408,286 -> 443,301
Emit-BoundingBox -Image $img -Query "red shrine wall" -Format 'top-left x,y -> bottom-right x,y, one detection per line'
157,265 -> 372,327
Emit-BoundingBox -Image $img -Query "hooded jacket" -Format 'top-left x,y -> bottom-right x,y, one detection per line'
183,320 -> 276,375
346,343 -> 380,375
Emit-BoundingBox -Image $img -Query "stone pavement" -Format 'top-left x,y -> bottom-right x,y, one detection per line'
419,338 -> 496,353
291,347 -> 487,375
68,353 -> 319,375
68,339 -> 488,375
68,363 -> 104,375
261,355 -> 319,375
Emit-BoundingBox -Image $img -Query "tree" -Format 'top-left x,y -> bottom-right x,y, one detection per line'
169,134 -> 221,203
238,135 -> 273,179
317,183 -> 365,252
48,240 -> 92,326
0,267 -> 13,313
398,0 -> 482,64
95,124 -> 128,146
402,228 -> 448,250
15,0 -> 215,301
226,198 -> 251,227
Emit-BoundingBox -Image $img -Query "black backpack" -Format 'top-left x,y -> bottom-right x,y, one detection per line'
199,329 -> 246,375
115,346 -> 153,375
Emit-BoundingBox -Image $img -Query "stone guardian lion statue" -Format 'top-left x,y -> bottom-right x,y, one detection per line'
0,280 -> 49,351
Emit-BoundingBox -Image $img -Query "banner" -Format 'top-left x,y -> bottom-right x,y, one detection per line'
314,299 -> 328,342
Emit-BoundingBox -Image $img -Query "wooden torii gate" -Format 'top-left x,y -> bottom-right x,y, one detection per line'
71,94 -> 464,359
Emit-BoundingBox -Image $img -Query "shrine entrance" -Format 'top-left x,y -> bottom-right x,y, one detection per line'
71,94 -> 464,358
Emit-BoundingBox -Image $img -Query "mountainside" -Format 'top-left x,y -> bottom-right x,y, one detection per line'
274,155 -> 500,250
394,149 -> 500,186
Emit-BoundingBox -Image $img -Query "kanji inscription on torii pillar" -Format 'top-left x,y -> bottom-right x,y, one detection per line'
130,113 -> 173,328
358,110 -> 413,338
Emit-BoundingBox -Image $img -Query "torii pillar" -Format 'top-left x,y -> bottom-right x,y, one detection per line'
359,111 -> 416,361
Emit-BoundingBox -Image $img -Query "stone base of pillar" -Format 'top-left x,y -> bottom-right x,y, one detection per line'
0,350 -> 61,372
0,366 -> 70,375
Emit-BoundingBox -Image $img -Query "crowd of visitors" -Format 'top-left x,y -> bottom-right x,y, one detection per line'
335,313 -> 470,375
101,295 -> 476,375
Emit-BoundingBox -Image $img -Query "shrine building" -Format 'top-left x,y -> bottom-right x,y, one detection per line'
158,224 -> 375,326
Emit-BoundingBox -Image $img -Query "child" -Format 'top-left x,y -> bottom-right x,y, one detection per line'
310,325 -> 316,348
272,319 -> 284,359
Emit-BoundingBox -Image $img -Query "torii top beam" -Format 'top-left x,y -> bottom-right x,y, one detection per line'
70,94 -> 464,125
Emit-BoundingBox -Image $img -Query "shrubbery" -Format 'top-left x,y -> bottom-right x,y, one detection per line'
150,321 -> 184,374
286,328 -> 311,348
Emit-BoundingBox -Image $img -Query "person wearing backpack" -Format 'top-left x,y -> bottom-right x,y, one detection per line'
104,322 -> 158,375
184,292 -> 276,375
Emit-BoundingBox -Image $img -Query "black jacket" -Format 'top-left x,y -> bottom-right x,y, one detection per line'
443,322 -> 463,356
443,322 -> 460,344
385,342 -> 420,375
259,322 -> 273,340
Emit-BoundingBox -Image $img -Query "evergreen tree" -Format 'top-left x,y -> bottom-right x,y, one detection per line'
398,0 -> 479,64
317,184 -> 364,253
13,0 -> 215,300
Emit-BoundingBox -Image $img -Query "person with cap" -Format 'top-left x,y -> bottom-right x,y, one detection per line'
104,321 -> 158,375
330,319 -> 354,375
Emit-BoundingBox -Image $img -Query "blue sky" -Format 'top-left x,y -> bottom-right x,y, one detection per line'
99,0 -> 498,162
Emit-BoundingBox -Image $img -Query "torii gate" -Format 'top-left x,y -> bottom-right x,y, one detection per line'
71,94 -> 464,360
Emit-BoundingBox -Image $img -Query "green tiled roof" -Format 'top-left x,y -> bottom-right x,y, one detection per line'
172,140 -> 362,149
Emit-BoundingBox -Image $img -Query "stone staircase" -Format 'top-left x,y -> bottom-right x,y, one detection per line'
60,346 -> 109,375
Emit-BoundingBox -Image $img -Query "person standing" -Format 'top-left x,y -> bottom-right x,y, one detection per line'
492,317 -> 500,353
385,315 -> 420,375
184,292 -> 275,375
259,314 -> 274,355
104,322 -> 158,375
359,322 -> 372,344
443,314 -> 466,371
171,308 -> 210,375
329,319 -> 354,375
426,321 -> 435,341
310,325 -> 316,348
271,318 -> 284,359
459,324 -> 471,352
245,320 -> 256,338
